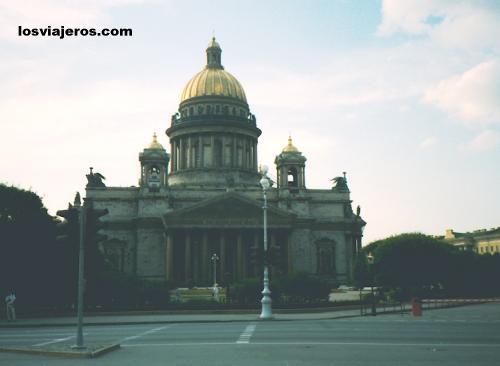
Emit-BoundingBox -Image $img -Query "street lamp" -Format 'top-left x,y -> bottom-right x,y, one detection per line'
367,252 -> 376,316
259,165 -> 273,320
211,253 -> 219,287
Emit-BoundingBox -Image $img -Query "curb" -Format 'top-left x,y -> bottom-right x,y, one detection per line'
0,343 -> 120,358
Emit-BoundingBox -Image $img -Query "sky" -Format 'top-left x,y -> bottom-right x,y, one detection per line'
1,0 -> 499,243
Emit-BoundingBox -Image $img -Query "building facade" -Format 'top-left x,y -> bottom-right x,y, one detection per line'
444,228 -> 500,254
84,38 -> 366,285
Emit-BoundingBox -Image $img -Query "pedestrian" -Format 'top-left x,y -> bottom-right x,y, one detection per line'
5,291 -> 16,322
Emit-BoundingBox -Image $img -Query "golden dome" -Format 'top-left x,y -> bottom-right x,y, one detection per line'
181,68 -> 247,103
180,37 -> 247,103
148,133 -> 164,150
282,136 -> 300,153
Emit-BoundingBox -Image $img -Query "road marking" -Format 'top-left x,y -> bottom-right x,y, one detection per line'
122,341 -> 500,348
33,335 -> 75,347
120,325 -> 173,343
236,324 -> 256,344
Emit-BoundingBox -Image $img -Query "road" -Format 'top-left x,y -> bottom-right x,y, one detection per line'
1,303 -> 499,366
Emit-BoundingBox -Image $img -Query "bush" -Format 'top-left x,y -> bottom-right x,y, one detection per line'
277,273 -> 331,303
231,273 -> 330,305
86,271 -> 172,310
232,277 -> 262,305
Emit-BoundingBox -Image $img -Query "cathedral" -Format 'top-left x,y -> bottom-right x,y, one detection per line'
84,38 -> 366,285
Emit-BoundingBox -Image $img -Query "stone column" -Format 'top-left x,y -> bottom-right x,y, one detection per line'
199,135 -> 204,167
177,137 -> 185,170
184,232 -> 191,282
166,232 -> 174,280
237,232 -> 243,279
270,231 -> 277,275
287,232 -> 293,273
193,234 -> 199,283
211,135 -> 215,167
232,135 -> 237,167
220,231 -> 226,280
253,231 -> 259,276
201,231 -> 208,282
187,136 -> 192,169
254,141 -> 258,170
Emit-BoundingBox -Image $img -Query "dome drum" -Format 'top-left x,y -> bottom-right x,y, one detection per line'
167,37 -> 261,188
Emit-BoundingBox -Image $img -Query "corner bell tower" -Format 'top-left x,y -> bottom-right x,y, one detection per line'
275,136 -> 307,190
139,133 -> 170,192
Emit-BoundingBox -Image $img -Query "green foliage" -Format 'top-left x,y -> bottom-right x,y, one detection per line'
276,273 -> 331,303
231,273 -> 330,304
232,277 -> 262,304
366,233 -> 454,293
0,183 -> 72,307
363,232 -> 500,299
86,270 -> 172,309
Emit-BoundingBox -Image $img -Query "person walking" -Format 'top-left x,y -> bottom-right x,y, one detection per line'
5,291 -> 16,321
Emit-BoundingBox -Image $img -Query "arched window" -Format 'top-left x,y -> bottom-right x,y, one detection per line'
197,105 -> 204,115
287,167 -> 298,187
207,105 -> 212,114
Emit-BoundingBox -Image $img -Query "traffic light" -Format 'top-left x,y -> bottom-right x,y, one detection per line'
84,201 -> 109,247
56,203 -> 79,245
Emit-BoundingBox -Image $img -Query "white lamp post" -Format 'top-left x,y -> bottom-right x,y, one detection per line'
259,165 -> 273,320
211,253 -> 219,287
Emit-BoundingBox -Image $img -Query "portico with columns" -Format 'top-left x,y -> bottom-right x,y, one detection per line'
162,192 -> 294,283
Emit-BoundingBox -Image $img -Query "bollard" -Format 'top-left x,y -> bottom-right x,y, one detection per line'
411,297 -> 422,316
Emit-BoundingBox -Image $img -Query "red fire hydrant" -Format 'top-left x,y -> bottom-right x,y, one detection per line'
411,297 -> 422,316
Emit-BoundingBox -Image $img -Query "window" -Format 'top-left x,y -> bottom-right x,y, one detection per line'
215,105 -> 220,114
189,107 -> 194,116
287,167 -> 298,187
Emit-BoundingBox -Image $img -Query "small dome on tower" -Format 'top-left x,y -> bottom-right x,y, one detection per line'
282,136 -> 300,153
147,133 -> 164,150
207,36 -> 221,49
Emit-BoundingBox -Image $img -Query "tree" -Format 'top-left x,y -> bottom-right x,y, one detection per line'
0,183 -> 72,308
364,233 -> 456,299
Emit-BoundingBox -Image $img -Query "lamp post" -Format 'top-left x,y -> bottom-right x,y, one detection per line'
259,165 -> 273,320
74,195 -> 86,349
367,252 -> 376,316
211,253 -> 219,287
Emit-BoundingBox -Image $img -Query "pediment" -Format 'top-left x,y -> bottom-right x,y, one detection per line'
162,192 -> 294,228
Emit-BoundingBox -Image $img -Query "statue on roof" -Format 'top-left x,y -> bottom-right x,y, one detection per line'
331,173 -> 349,193
86,167 -> 106,188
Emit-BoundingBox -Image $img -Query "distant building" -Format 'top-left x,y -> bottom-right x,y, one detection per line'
444,228 -> 500,254
81,38 -> 366,286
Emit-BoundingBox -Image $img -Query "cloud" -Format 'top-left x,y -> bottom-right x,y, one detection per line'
377,0 -> 500,52
377,0 -> 444,36
420,136 -> 438,149
468,130 -> 500,151
424,60 -> 500,124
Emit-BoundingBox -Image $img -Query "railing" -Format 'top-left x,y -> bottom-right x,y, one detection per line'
360,298 -> 499,316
